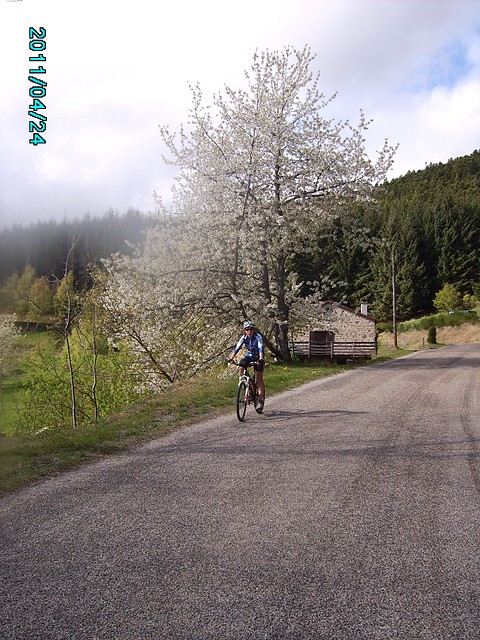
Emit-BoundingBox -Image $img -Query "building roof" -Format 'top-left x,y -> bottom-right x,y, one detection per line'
321,301 -> 376,323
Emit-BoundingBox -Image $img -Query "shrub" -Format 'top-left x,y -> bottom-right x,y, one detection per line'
375,321 -> 393,334
418,316 -> 436,330
463,294 -> 477,310
433,284 -> 462,313
13,344 -> 143,435
427,326 -> 437,344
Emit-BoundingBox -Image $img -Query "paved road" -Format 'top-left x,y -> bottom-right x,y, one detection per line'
1,344 -> 480,639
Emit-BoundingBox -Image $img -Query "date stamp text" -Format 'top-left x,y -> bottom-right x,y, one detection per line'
28,27 -> 47,145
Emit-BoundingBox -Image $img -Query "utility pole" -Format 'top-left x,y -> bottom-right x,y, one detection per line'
392,248 -> 397,349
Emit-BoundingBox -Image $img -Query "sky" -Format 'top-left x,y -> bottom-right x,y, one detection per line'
1,0 -> 479,231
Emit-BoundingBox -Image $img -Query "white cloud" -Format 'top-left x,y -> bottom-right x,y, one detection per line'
425,81 -> 480,129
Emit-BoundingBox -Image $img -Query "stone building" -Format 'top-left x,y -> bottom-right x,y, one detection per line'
290,302 -> 377,362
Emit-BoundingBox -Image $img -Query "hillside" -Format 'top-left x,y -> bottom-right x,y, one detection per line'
295,149 -> 480,322
379,323 -> 480,350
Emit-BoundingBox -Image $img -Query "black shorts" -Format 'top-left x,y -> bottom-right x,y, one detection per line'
239,356 -> 264,372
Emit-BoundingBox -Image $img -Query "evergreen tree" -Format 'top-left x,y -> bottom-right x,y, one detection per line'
435,197 -> 480,294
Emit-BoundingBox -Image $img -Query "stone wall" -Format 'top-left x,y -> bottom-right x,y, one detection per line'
295,305 -> 376,343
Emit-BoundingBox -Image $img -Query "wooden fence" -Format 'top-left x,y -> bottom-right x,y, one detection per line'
290,341 -> 377,360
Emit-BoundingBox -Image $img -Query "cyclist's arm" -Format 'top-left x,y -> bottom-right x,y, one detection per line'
229,335 -> 245,361
256,333 -> 265,360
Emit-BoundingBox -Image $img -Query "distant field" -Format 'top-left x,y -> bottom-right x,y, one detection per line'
0,330 -> 51,436
0,377 -> 20,434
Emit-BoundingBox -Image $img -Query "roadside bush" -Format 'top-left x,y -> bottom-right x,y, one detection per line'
399,311 -> 478,332
433,284 -> 462,313
417,316 -> 437,330
375,321 -> 393,335
14,346 -> 143,435
427,326 -> 437,344
463,293 -> 477,310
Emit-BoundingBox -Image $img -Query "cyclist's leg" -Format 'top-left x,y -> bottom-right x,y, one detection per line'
256,370 -> 264,400
254,361 -> 265,412
239,356 -> 252,377
254,360 -> 264,400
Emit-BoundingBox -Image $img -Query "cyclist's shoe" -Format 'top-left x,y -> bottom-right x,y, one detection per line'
256,400 -> 264,414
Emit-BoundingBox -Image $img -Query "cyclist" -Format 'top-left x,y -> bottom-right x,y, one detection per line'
228,320 -> 265,413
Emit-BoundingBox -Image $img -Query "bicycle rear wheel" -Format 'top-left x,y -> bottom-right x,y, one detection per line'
236,380 -> 248,421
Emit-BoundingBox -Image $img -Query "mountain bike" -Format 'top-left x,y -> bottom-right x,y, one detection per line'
230,360 -> 263,421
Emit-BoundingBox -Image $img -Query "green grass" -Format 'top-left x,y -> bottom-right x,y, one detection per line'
376,344 -> 412,359
0,356 -> 406,496
0,377 -> 21,431
0,330 -> 51,436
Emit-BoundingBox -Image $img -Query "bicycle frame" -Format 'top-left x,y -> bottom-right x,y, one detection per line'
240,369 -> 257,399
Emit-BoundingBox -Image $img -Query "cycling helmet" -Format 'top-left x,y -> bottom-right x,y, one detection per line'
243,320 -> 256,329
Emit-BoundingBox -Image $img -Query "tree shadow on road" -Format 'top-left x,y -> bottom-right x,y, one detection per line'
261,408 -> 366,422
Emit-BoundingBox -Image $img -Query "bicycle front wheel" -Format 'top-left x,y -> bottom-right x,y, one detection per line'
236,380 -> 248,421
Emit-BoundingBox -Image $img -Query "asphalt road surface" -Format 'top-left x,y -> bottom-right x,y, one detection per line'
1,344 -> 480,640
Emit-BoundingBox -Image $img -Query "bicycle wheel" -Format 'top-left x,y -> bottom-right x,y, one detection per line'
236,380 -> 248,421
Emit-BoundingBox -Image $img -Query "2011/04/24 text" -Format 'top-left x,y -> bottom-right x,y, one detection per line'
28,27 -> 47,146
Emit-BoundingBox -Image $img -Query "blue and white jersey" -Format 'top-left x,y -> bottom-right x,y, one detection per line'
233,332 -> 265,360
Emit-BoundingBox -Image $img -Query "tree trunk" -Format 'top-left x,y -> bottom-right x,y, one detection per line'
274,251 -> 291,361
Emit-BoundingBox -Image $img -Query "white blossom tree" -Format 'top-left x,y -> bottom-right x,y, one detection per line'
104,46 -> 396,373
0,315 -> 18,410
100,220 -> 235,390
160,46 -> 395,357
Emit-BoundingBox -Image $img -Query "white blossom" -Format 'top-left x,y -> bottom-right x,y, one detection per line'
0,315 -> 19,378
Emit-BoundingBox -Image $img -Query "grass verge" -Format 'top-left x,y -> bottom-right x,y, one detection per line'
0,351 -> 408,497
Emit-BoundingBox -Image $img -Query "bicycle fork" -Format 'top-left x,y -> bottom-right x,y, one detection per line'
240,376 -> 255,403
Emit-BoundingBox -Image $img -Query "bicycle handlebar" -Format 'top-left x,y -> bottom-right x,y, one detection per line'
229,359 -> 261,367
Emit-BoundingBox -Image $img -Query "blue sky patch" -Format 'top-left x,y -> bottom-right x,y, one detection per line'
401,40 -> 474,94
